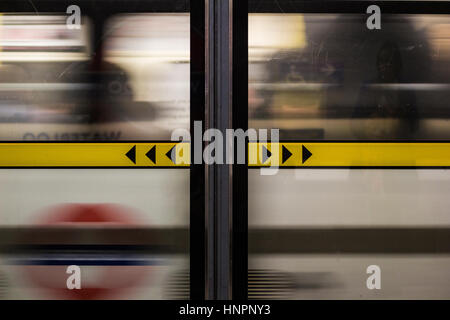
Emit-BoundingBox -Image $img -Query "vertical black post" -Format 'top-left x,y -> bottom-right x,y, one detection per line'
190,0 -> 206,300
214,0 -> 232,300
191,0 -> 248,300
231,0 -> 248,300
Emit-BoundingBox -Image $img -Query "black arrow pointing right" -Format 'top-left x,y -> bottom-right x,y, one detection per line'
302,145 -> 312,164
282,145 -> 292,164
126,145 -> 136,164
262,145 -> 272,164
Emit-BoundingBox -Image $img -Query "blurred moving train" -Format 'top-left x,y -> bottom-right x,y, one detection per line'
0,9 -> 450,299
248,13 -> 450,299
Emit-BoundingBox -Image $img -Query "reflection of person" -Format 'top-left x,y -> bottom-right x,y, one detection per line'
353,42 -> 418,138
62,61 -> 155,123
249,51 -> 313,119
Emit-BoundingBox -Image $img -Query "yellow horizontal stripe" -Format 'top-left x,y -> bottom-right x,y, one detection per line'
248,142 -> 450,167
0,143 -> 190,167
0,142 -> 448,167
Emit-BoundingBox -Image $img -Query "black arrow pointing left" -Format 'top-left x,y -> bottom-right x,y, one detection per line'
126,145 -> 136,164
166,146 -> 176,164
146,146 -> 156,164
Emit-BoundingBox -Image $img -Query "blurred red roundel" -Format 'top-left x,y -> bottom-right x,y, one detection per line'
23,203 -> 152,300
36,203 -> 140,226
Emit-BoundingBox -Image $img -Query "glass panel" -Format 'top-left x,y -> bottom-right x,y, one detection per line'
249,13 -> 450,299
0,13 -> 190,299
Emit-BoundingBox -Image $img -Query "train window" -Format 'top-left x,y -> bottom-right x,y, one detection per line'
0,10 -> 190,300
0,14 -> 92,140
103,13 -> 190,139
249,14 -> 450,140
248,12 -> 450,299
